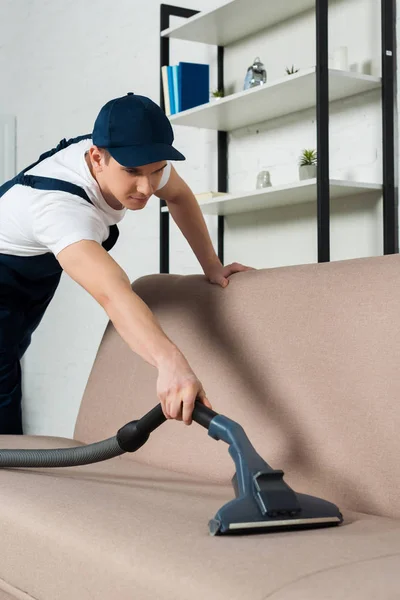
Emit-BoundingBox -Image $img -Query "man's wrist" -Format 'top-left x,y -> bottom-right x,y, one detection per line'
202,255 -> 223,273
154,343 -> 187,371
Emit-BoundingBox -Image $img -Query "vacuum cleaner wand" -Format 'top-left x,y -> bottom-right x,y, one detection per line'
0,400 -> 343,536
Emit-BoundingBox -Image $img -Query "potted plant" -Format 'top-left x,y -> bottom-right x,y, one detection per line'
299,149 -> 317,180
285,65 -> 299,75
211,89 -> 224,101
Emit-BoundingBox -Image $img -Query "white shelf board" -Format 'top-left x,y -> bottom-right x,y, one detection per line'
169,69 -> 381,132
161,0 -> 315,46
161,180 -> 382,216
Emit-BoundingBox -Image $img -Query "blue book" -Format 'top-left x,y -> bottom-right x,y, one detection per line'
178,62 -> 210,112
167,66 -> 176,114
171,65 -> 180,113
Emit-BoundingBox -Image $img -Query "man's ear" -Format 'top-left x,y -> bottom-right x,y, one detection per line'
89,146 -> 107,173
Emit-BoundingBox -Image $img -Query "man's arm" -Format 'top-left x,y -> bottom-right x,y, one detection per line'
57,240 -> 180,369
154,165 -> 222,273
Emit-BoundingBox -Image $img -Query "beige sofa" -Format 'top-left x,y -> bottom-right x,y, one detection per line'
0,253 -> 399,599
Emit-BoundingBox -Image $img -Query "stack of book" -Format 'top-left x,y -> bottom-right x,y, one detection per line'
161,62 -> 210,116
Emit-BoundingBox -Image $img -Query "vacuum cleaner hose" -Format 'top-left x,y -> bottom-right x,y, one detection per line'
0,401 -> 218,469
0,436 -> 125,468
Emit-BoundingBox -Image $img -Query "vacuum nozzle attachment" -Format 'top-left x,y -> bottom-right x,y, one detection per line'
192,401 -> 343,536
251,469 -> 301,517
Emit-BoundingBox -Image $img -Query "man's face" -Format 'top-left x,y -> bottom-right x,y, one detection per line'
86,147 -> 167,210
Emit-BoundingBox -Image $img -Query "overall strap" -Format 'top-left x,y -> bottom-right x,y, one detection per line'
0,134 -> 92,198
35,134 -> 92,165
20,134 -> 93,176
14,174 -> 92,203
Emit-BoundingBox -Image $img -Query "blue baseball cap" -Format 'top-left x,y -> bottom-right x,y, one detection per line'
92,92 -> 185,167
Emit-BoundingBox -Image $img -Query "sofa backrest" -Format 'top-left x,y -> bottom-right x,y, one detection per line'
74,254 -> 400,519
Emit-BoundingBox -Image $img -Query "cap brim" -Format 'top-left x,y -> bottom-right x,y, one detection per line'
106,143 -> 185,167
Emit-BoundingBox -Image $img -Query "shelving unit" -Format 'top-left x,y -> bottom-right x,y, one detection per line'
161,180 -> 382,216
161,0 -> 316,46
159,0 -> 397,273
169,68 -> 381,131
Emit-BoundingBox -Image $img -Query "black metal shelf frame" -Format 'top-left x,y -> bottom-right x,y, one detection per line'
159,1 -> 397,272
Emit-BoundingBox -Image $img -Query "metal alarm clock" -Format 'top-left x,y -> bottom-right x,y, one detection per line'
243,57 -> 267,90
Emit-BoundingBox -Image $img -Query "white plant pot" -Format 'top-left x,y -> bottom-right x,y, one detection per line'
299,164 -> 317,180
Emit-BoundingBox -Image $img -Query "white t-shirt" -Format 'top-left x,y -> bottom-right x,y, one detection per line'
0,138 -> 171,257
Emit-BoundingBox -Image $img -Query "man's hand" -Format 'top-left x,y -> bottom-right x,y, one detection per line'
157,349 -> 213,425
204,261 -> 256,288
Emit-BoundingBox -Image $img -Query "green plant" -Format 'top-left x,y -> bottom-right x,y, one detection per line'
285,64 -> 299,75
211,88 -> 224,98
299,149 -> 317,166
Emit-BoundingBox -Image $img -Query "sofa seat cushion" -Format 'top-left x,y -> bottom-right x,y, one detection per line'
0,435 -> 399,600
0,591 -> 18,600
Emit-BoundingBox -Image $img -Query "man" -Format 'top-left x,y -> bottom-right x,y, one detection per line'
0,92 -> 254,435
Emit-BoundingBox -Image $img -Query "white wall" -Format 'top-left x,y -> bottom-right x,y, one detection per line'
0,0 -> 395,437
0,114 -> 16,185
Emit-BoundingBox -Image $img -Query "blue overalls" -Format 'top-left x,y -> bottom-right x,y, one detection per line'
0,135 -> 119,434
